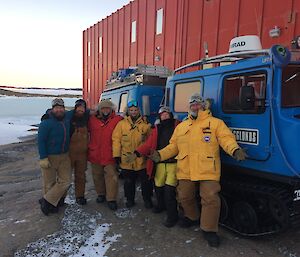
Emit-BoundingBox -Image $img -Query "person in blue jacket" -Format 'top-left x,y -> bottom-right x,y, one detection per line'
41,99 -> 90,206
38,98 -> 72,215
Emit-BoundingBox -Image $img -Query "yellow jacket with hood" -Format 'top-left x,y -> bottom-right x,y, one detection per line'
158,110 -> 240,181
112,115 -> 151,171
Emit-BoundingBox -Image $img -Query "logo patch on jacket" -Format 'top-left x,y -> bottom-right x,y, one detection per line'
203,136 -> 210,142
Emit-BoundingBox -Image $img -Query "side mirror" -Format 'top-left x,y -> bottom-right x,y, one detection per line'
239,86 -> 255,110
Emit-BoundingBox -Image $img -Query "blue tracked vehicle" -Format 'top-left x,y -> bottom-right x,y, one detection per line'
100,65 -> 170,125
163,36 -> 300,236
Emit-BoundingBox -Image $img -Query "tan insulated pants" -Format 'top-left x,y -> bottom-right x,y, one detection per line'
177,179 -> 221,232
41,153 -> 72,207
70,156 -> 87,198
91,163 -> 119,201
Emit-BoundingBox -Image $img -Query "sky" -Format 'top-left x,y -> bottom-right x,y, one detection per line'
0,0 -> 131,88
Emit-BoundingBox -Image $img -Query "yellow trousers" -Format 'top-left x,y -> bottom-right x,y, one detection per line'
154,163 -> 177,187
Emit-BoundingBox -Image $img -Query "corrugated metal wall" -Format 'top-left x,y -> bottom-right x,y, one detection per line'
83,0 -> 300,107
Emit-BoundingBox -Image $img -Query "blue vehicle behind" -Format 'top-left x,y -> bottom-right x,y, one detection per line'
100,65 -> 169,124
163,36 -> 300,235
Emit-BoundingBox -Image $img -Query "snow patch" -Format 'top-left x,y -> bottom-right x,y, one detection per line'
64,193 -> 76,205
14,220 -> 27,224
278,246 -> 298,257
185,238 -> 196,244
71,225 -> 121,257
0,119 -> 36,145
14,186 -> 121,257
115,208 -> 137,219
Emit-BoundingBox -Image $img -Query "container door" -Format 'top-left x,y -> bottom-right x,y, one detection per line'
219,70 -> 271,161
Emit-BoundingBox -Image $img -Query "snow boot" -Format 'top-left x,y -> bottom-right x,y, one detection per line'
57,197 -> 65,207
39,198 -> 56,216
144,199 -> 153,209
107,201 -> 118,211
152,186 -> 165,214
126,199 -> 135,208
178,216 -> 199,228
76,197 -> 87,205
96,195 -> 106,203
163,185 -> 178,227
202,231 -> 220,247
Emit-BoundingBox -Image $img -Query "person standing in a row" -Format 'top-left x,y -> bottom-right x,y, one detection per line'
88,99 -> 122,210
127,106 -> 180,227
112,100 -> 152,208
68,99 -> 89,205
150,93 -> 247,247
38,98 -> 72,215
41,99 -> 90,206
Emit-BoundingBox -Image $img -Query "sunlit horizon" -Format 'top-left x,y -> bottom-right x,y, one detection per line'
0,0 -> 131,89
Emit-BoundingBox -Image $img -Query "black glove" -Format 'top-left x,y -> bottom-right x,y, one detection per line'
233,148 -> 248,161
125,153 -> 137,163
114,157 -> 121,165
149,150 -> 161,163
134,150 -> 141,157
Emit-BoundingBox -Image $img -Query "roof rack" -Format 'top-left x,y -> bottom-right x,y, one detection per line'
106,64 -> 172,90
174,49 -> 270,74
135,64 -> 172,78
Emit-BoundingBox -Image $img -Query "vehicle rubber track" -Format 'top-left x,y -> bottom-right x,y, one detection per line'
219,176 -> 300,236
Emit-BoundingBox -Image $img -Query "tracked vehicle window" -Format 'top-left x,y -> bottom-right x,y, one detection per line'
282,65 -> 300,107
174,81 -> 201,112
222,73 -> 266,113
119,93 -> 128,113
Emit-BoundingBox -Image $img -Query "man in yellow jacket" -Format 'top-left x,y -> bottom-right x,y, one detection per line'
150,93 -> 247,247
112,100 -> 152,208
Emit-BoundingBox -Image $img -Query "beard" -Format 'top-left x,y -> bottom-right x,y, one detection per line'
53,112 -> 65,121
74,111 -> 84,118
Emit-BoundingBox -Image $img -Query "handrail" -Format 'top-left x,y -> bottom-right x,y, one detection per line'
174,49 -> 271,74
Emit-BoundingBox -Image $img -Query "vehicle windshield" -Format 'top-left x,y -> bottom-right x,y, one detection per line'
282,65 -> 300,108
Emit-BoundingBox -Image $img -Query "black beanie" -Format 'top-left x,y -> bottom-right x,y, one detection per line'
75,99 -> 87,110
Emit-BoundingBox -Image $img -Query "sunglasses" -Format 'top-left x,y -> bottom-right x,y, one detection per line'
189,100 -> 199,104
127,100 -> 138,108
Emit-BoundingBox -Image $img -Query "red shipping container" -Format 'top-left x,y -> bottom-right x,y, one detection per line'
83,0 -> 300,107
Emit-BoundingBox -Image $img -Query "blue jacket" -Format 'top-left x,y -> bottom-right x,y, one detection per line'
38,115 -> 71,159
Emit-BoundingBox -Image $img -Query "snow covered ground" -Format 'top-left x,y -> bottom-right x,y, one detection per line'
1,87 -> 82,96
0,116 -> 37,145
14,187 -> 121,257
0,96 -> 79,145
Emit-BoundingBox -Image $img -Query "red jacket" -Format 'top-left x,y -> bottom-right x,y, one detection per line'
136,119 -> 180,178
88,112 -> 122,165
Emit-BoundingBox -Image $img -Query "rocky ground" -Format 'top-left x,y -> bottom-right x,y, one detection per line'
0,139 -> 299,257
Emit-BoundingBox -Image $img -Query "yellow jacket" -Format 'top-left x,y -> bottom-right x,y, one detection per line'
112,115 -> 151,171
159,110 -> 240,181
